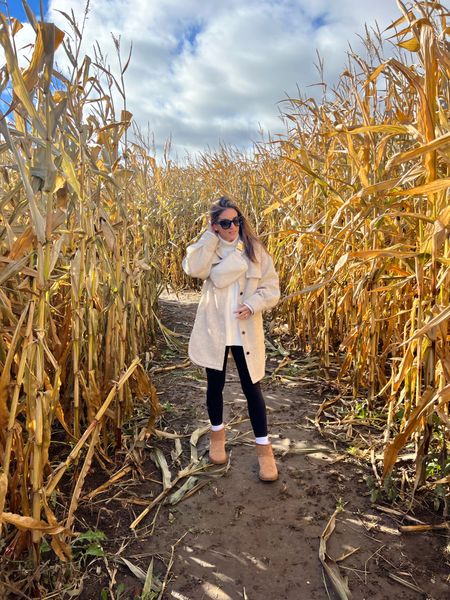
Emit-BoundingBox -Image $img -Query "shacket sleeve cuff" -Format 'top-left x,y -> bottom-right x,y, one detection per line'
243,302 -> 254,314
201,230 -> 220,246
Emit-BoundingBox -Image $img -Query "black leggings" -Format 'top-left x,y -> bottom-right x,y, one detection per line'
206,346 -> 268,437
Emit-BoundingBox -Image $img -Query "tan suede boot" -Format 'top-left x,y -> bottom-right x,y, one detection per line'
209,428 -> 227,464
256,443 -> 278,481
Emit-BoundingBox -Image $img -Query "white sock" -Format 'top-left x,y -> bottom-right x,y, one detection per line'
255,436 -> 269,445
211,424 -> 224,431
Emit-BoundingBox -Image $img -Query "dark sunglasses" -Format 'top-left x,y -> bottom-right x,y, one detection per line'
217,216 -> 242,229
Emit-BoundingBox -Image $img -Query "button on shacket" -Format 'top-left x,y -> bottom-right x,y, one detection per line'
182,230 -> 280,383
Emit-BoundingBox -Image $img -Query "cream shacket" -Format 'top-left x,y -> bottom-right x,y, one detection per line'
182,230 -> 280,382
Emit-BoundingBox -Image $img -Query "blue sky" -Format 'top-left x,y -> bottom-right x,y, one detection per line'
3,0 -> 48,22
3,0 -> 402,158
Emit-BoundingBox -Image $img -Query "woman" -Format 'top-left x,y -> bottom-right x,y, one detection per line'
182,196 -> 280,481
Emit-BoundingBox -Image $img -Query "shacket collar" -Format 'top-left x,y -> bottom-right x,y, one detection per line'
216,235 -> 241,258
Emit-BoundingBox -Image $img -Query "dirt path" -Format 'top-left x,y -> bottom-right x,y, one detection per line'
127,291 -> 447,600
76,291 -> 448,600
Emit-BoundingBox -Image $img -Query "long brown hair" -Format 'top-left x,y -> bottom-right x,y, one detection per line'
209,196 -> 261,263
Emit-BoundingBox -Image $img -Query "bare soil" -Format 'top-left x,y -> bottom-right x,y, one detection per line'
5,291 -> 447,600
134,293 -> 449,600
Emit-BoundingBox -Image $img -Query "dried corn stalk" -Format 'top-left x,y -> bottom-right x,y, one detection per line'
0,7 -> 160,560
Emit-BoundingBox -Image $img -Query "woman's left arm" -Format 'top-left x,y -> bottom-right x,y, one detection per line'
244,251 -> 280,314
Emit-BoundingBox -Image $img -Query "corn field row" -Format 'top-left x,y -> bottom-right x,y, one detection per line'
0,0 -> 449,564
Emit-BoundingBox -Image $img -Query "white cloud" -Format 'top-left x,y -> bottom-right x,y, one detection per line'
44,0 -> 402,158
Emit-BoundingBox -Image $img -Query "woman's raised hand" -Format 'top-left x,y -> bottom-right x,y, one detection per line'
207,221 -> 217,234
